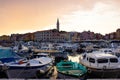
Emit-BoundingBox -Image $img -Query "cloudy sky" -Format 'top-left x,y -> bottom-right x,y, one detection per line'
0,0 -> 120,36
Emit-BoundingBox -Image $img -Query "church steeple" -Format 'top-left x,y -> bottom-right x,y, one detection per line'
56,18 -> 59,31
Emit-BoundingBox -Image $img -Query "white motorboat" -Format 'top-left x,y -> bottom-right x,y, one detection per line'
79,50 -> 120,77
0,56 -> 53,78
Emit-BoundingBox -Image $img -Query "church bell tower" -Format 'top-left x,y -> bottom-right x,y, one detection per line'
56,18 -> 59,31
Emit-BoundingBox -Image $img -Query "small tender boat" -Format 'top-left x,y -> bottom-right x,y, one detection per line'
56,60 -> 87,79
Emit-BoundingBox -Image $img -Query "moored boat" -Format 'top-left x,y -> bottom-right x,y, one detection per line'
0,54 -> 53,78
0,47 -> 23,78
56,60 -> 87,79
79,51 -> 120,78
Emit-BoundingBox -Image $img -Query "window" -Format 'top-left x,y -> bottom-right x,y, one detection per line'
89,58 -> 95,63
87,57 -> 89,61
110,58 -> 118,63
83,54 -> 86,59
97,58 -> 108,63
104,50 -> 112,53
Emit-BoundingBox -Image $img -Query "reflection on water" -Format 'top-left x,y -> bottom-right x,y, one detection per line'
68,54 -> 81,63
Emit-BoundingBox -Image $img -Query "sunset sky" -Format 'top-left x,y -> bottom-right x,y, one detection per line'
0,0 -> 120,36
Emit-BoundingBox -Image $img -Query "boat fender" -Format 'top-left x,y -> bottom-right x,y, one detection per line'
103,66 -> 106,70
0,61 -> 3,70
0,61 -> 2,64
2,64 -> 9,71
87,69 -> 92,73
39,69 -> 45,74
36,70 -> 45,78
26,63 -> 30,66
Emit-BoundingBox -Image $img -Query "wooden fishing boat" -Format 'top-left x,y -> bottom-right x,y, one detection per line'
56,60 -> 87,79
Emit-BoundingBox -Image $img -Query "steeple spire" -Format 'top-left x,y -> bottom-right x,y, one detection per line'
56,18 -> 59,31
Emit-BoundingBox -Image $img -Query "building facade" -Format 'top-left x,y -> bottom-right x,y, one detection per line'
80,31 -> 95,40
34,29 -> 66,42
10,33 -> 34,41
116,29 -> 120,40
